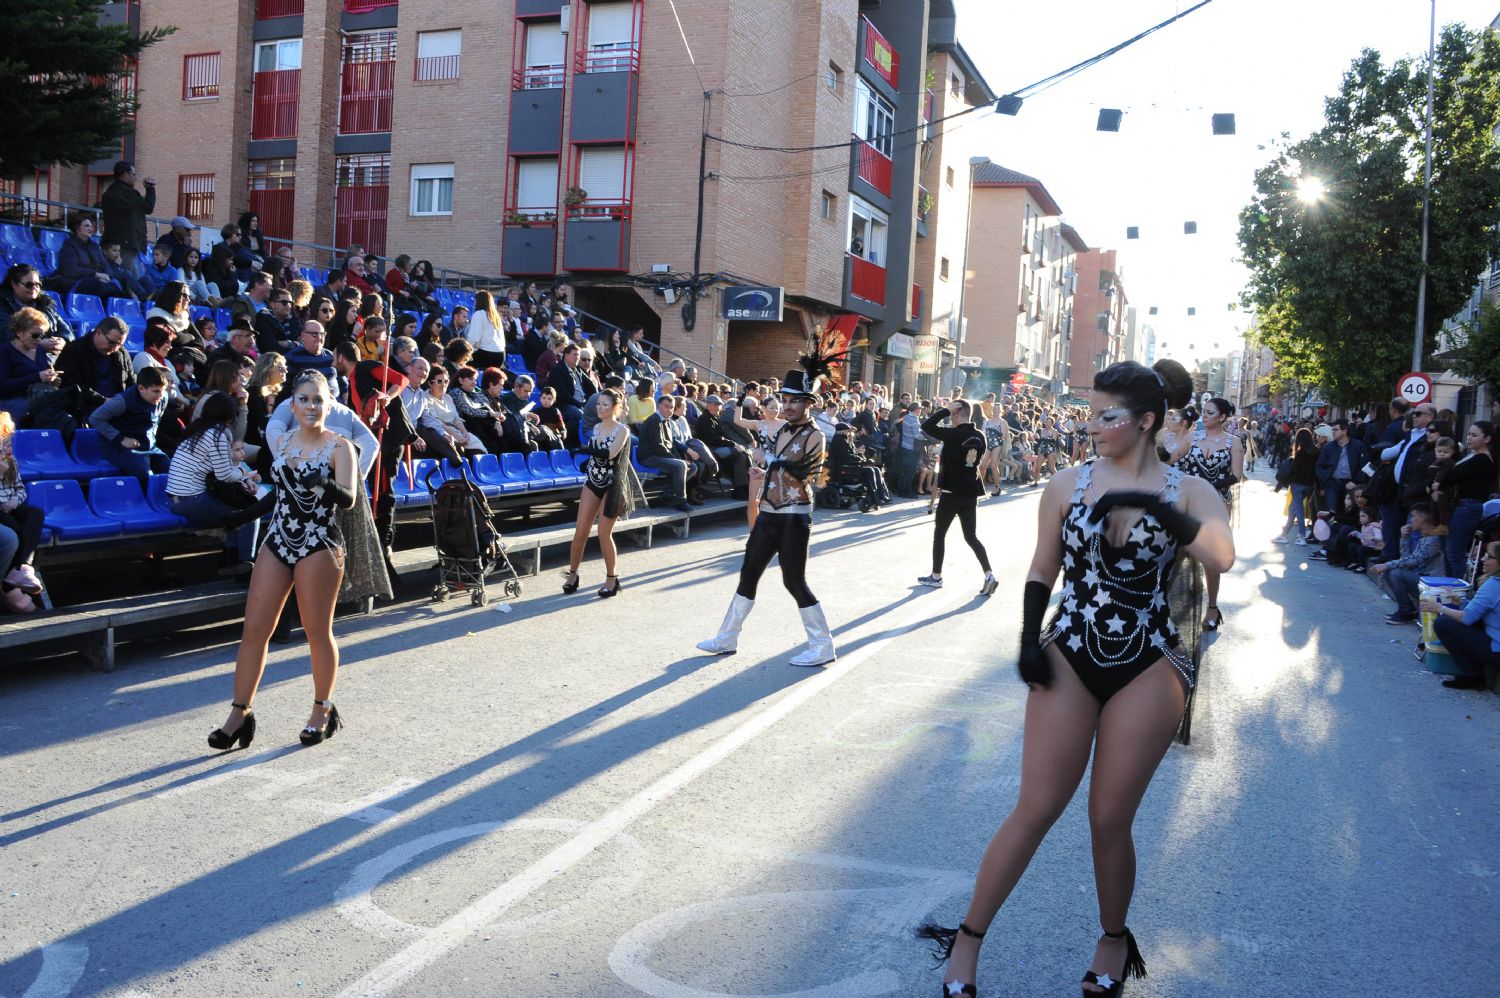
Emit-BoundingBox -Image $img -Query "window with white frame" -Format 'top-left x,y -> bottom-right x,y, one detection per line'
586,2 -> 637,73
853,78 -> 894,157
847,196 -> 889,265
522,21 -> 565,89
575,147 -> 630,217
410,163 -> 454,216
514,158 -> 559,219
416,30 -> 461,81
255,39 -> 301,73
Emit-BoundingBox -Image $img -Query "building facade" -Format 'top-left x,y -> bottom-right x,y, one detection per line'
1066,247 -> 1128,399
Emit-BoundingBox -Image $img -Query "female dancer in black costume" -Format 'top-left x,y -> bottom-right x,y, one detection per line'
920,360 -> 1234,997
1176,397 -> 1242,631
562,388 -> 640,598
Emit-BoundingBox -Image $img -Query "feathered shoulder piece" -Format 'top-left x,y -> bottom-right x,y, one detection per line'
797,328 -> 852,390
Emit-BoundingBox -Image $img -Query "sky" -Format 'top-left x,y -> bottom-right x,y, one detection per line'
952,0 -> 1500,367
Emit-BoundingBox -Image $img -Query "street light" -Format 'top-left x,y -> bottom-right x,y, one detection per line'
950,155 -> 991,393
1414,0 -> 1437,373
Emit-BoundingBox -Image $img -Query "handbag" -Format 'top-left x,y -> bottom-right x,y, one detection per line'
207,472 -> 257,509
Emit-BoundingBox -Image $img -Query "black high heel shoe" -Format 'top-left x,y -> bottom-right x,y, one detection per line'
300,700 -> 343,746
1081,926 -> 1146,996
915,921 -> 985,996
208,702 -> 255,751
1202,605 -> 1223,632
597,575 -> 621,599
561,569 -> 580,594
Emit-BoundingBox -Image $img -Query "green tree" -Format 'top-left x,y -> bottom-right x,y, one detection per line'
1238,26 -> 1500,406
0,1 -> 173,176
1451,298 -> 1500,392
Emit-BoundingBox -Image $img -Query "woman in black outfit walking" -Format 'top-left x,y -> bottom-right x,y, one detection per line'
916,399 -> 997,595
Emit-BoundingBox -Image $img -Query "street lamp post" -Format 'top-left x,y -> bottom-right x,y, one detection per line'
1414,0 -> 1436,372
949,155 -> 991,393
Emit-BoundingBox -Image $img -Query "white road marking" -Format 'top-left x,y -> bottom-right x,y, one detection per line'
335,589 -> 970,997
284,779 -> 420,825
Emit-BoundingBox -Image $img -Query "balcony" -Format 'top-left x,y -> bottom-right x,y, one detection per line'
860,15 -> 899,89
852,138 -> 892,198
251,69 -> 300,139
502,222 -> 558,277
257,0 -> 303,17
563,204 -> 630,272
570,55 -> 639,143
848,254 -> 886,306
345,0 -> 397,10
510,80 -> 564,154
340,60 -> 394,134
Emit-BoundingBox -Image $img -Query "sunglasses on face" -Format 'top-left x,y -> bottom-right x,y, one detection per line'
16,281 -> 39,289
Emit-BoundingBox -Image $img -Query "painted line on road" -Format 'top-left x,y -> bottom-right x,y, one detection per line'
335,588 -> 973,998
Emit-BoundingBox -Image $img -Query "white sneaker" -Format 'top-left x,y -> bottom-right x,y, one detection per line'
1294,535 -> 1307,546
917,575 -> 943,588
979,573 -> 998,596
1274,535 -> 1290,545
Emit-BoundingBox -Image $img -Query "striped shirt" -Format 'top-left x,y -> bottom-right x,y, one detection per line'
165,425 -> 247,498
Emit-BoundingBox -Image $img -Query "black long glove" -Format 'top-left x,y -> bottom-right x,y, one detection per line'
307,472 -> 359,510
1087,491 -> 1202,547
1018,579 -> 1052,689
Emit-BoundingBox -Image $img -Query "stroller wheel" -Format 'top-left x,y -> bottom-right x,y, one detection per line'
432,586 -> 449,602
471,589 -> 488,607
505,580 -> 523,599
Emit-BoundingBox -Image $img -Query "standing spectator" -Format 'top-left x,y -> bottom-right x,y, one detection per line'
1377,400 -> 1431,558
1277,427 -> 1319,544
464,290 -> 507,370
1315,418 -> 1368,516
90,366 -> 171,481
1422,542 -> 1500,689
53,215 -> 124,300
1435,421 -> 1496,578
153,217 -> 198,271
639,394 -> 693,512
1370,501 -> 1446,624
99,161 -> 156,277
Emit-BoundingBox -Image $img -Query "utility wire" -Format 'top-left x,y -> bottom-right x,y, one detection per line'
705,0 -> 1215,155
666,0 -> 707,94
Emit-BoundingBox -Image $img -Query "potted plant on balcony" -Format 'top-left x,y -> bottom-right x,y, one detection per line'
505,210 -> 531,227
917,191 -> 934,219
563,186 -> 588,207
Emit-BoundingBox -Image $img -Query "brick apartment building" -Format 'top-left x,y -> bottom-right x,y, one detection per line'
961,165 -> 1090,398
1067,247 -> 1130,399
21,0 -> 996,392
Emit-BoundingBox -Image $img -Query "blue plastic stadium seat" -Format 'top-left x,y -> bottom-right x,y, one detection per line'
499,451 -> 538,491
471,453 -> 526,495
6,244 -> 43,271
505,354 -> 529,376
526,451 -> 562,489
13,429 -> 92,480
392,458 -> 439,506
39,526 -> 54,546
145,473 -> 174,514
0,222 -> 32,250
88,476 -> 186,532
549,449 -> 585,485
67,293 -> 106,328
69,428 -> 118,476
630,444 -> 662,479
29,479 -> 123,540
123,325 -> 145,355
214,308 -> 231,330
188,305 -> 212,324
108,297 -> 143,320
35,229 -> 66,255
302,268 -> 326,286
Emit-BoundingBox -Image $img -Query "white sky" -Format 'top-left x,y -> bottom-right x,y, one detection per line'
953,0 -> 1500,366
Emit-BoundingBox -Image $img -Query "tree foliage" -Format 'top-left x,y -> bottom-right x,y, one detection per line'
0,1 -> 173,176
1452,298 -> 1500,392
1238,26 -> 1500,406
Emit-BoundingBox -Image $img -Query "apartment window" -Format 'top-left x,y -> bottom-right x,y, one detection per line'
848,196 -> 888,265
248,158 -> 296,242
410,163 -> 454,216
940,257 -> 950,281
521,22 -> 565,89
182,52 -> 220,99
177,174 -> 215,221
575,146 -> 631,217
852,78 -> 895,157
826,62 -> 843,94
584,2 -> 639,73
255,38 -> 302,72
820,191 -> 836,220
950,72 -> 963,98
946,166 -> 955,187
514,158 -> 559,219
415,29 -> 461,81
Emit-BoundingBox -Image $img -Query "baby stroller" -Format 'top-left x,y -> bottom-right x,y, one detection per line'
426,463 -> 523,607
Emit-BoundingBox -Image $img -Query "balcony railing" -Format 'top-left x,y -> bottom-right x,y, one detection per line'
513,64 -> 564,90
854,139 -> 892,197
251,69 -> 300,139
344,0 -> 398,11
415,54 -> 460,81
257,0 -> 303,17
576,44 -> 640,75
860,15 -> 899,88
340,60 -> 395,134
849,254 -> 885,305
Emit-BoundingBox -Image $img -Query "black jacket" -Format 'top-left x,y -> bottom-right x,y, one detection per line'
100,179 -> 156,253
637,412 -> 676,462
544,361 -> 588,408
0,292 -> 74,344
254,310 -> 296,356
1315,438 -> 1369,485
922,411 -> 987,497
55,335 -> 134,411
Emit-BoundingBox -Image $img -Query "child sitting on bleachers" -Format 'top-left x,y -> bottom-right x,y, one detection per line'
0,413 -> 43,612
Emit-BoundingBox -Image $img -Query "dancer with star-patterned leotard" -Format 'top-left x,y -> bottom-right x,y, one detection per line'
919,359 -> 1234,998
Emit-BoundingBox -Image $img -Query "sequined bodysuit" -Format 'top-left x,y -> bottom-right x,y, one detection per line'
265,434 -> 344,567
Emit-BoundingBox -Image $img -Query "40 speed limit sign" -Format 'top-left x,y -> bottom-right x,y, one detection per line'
1396,372 -> 1432,406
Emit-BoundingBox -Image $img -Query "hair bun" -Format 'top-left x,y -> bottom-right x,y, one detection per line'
1180,405 -> 1200,424
1153,359 -> 1193,409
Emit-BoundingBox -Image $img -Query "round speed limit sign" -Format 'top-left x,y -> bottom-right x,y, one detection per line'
1396,372 -> 1432,406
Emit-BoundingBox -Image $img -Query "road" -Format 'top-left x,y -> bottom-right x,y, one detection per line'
2,472 -> 1496,997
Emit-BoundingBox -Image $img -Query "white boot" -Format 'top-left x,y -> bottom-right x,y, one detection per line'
789,603 -> 836,667
696,594 -> 754,655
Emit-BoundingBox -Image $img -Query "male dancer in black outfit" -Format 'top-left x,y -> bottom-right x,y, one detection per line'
917,398 -> 998,595
696,350 -> 836,667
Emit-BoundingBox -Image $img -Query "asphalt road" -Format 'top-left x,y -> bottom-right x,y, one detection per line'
2,471 -> 1496,997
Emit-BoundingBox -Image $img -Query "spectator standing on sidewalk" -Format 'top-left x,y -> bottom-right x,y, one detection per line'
1422,542 -> 1500,689
1377,400 -> 1433,559
1370,501 -> 1446,624
1278,427 -> 1319,545
1434,421 -> 1496,579
1316,418 -> 1368,516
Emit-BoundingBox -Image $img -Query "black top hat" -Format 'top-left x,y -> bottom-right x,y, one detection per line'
779,369 -> 821,399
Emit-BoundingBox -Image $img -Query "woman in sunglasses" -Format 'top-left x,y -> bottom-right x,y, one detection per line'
0,264 -> 73,347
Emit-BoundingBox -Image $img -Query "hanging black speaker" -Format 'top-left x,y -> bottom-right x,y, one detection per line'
1097,108 -> 1123,132
1212,113 -> 1236,135
1184,221 -> 1197,234
1126,226 -> 1140,239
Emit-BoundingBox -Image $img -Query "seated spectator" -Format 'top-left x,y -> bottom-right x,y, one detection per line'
638,394 -> 693,512
100,240 -> 153,300
285,320 -> 335,384
145,280 -> 192,336
357,315 -> 389,363
598,327 -> 634,379
534,330 -> 568,386
442,337 -> 474,385
388,335 -> 418,377
154,216 -> 196,270
236,211 -> 269,269
141,243 -> 184,297
165,392 -> 261,571
361,255 -> 390,294
90,365 -> 171,480
695,393 -> 750,499
131,321 -> 184,406
533,385 -> 567,448
252,283 -> 297,356
52,215 -> 125,300
449,366 -> 506,454
521,317 -> 548,371
0,308 -> 60,420
501,374 -> 535,416
1370,501 -> 1447,624
449,304 -> 471,346
208,319 -> 256,370
626,377 -> 656,426
242,353 -> 284,460
308,295 -> 337,334
464,290 -> 506,370
1312,486 -> 1368,565
1338,507 -> 1384,573
1,264 -> 74,345
828,421 -> 891,503
544,343 -> 589,446
0,413 -> 42,613
316,267 -> 348,304
669,394 -> 717,502
325,295 -> 361,350
416,313 -> 447,352
1423,541 -> 1500,689
287,279 -> 314,322
274,245 -> 303,284
230,270 -> 274,324
55,316 -> 135,418
407,260 -> 442,314
391,312 -> 418,353
398,357 -> 463,466
1434,421 -> 1496,578
201,240 -> 238,300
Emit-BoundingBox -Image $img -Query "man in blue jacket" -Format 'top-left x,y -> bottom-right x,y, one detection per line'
1315,418 -> 1368,515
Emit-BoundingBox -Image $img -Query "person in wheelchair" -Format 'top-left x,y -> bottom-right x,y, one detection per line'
822,422 -> 891,510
